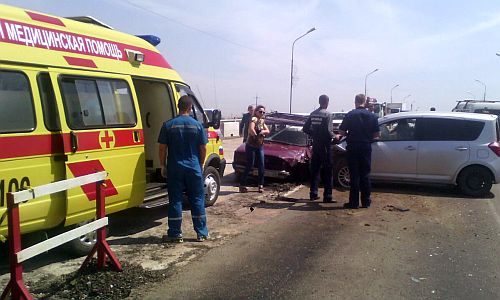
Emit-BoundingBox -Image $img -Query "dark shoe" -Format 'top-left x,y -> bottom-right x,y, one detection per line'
163,235 -> 183,243
310,194 -> 320,201
258,185 -> 264,193
239,186 -> 248,193
343,203 -> 359,209
323,198 -> 337,203
361,200 -> 371,208
197,234 -> 209,242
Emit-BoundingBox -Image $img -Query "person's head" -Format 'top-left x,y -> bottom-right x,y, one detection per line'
365,97 -> 374,112
247,105 -> 254,114
178,95 -> 193,114
319,94 -> 329,109
254,105 -> 266,118
355,94 -> 366,107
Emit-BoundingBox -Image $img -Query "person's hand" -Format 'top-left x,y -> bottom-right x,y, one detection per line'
161,166 -> 167,178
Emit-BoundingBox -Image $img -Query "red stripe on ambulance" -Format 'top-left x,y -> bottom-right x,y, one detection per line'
64,56 -> 97,68
207,131 -> 218,139
0,18 -> 171,69
67,160 -> 118,200
0,134 -> 64,159
25,11 -> 65,27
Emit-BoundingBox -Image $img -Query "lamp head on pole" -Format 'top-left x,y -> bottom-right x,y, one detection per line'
307,27 -> 316,34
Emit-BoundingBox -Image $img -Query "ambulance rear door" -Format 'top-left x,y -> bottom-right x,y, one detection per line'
49,69 -> 146,226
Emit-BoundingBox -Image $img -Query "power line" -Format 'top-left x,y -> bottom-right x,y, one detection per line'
123,1 -> 262,53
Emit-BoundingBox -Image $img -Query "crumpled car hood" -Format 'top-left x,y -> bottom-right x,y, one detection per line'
235,142 -> 310,166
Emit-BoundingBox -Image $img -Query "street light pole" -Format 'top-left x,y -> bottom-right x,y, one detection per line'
475,79 -> 486,101
364,68 -> 379,96
466,91 -> 475,99
403,94 -> 411,102
390,84 -> 399,103
289,27 -> 316,113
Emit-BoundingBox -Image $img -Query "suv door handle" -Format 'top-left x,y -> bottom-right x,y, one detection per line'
455,147 -> 468,151
404,146 -> 416,151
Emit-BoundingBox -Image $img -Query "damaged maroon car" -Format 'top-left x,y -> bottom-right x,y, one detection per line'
232,113 -> 311,181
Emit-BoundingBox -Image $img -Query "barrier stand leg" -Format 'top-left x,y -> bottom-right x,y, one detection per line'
81,181 -> 122,272
0,194 -> 33,300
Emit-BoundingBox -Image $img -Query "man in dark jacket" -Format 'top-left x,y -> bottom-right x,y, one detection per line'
303,95 -> 334,202
239,105 -> 254,142
338,94 -> 380,209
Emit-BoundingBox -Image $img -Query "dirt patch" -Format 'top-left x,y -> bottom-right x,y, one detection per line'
0,175 -> 299,299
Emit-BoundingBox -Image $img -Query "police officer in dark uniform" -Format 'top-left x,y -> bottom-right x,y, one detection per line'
338,94 -> 380,209
303,94 -> 334,202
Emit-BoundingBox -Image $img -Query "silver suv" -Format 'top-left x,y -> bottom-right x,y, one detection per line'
333,112 -> 500,196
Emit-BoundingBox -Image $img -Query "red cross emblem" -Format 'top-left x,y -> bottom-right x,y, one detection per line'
99,130 -> 115,149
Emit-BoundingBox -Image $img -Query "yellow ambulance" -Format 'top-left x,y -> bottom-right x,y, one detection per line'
0,4 -> 225,254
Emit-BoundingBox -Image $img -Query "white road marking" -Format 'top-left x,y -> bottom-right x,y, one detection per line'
488,201 -> 500,230
283,185 -> 303,197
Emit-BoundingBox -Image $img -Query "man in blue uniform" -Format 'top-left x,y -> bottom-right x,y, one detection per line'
303,94 -> 335,202
158,95 -> 209,242
338,94 -> 380,209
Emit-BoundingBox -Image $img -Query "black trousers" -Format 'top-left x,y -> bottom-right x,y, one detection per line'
310,143 -> 333,199
346,143 -> 372,207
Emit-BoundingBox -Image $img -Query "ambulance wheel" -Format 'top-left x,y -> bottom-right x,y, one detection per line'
65,220 -> 100,256
204,166 -> 220,207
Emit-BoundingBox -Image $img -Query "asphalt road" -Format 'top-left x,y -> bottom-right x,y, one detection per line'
141,137 -> 500,299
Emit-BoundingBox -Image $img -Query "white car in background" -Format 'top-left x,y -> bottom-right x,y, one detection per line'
333,112 -> 500,196
332,112 -> 347,132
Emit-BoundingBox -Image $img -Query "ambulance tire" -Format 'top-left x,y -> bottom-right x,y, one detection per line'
65,220 -> 104,256
203,166 -> 220,207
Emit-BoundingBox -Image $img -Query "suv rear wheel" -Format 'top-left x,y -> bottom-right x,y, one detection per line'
334,158 -> 350,189
457,166 -> 493,197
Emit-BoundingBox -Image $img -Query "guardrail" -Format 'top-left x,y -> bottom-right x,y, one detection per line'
1,172 -> 122,300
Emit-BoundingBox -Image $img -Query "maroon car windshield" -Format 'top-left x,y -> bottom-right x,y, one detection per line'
266,126 -> 308,147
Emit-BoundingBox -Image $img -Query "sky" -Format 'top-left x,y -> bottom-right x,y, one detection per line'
3,0 -> 500,117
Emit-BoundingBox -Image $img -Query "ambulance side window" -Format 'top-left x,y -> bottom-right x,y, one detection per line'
60,77 -> 136,129
0,71 -> 36,133
175,84 -> 207,124
191,100 -> 206,124
38,73 -> 61,131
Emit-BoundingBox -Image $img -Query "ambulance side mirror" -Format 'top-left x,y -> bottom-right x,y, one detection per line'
205,109 -> 221,129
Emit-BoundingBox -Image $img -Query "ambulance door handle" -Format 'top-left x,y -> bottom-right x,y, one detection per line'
133,130 -> 141,142
70,131 -> 78,153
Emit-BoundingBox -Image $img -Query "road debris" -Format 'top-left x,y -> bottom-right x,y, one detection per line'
386,205 -> 410,212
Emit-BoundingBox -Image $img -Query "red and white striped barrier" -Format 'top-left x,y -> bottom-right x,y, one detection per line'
1,172 -> 122,300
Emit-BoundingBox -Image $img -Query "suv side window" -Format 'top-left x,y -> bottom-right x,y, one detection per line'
417,118 -> 484,141
379,118 -> 416,141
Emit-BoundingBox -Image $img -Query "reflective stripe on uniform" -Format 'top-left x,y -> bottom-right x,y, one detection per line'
192,215 -> 206,219
171,124 -> 198,129
168,217 -> 183,221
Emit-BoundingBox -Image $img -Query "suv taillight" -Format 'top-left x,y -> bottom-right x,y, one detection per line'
488,142 -> 500,157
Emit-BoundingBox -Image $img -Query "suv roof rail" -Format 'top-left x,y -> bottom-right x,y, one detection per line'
456,99 -> 500,103
65,16 -> 114,29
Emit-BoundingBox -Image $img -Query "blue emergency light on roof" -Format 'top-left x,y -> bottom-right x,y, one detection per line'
136,35 -> 161,46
